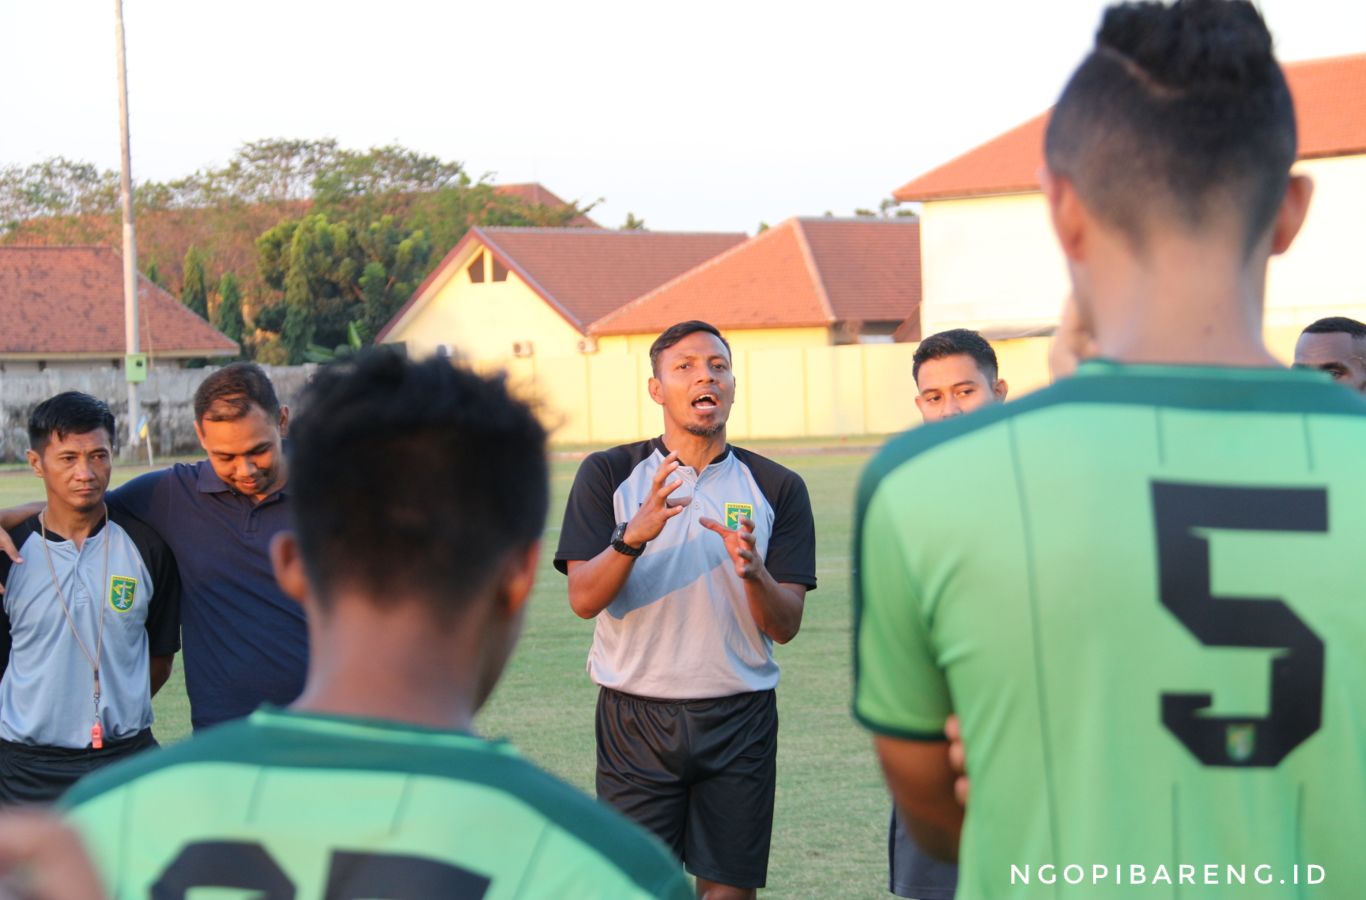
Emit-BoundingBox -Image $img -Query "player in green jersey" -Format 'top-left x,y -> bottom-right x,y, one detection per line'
855,1 -> 1364,897
61,349 -> 691,899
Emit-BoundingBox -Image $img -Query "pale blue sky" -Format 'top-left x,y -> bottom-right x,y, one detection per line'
1,0 -> 1361,233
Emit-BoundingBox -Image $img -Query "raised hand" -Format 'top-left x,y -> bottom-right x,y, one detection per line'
623,452 -> 686,547
699,514 -> 762,580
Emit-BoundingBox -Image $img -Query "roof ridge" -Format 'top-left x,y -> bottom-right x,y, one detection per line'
480,226 -> 746,237
792,221 -> 836,324
588,221 -> 792,332
0,244 -> 116,251
795,216 -> 921,225
1281,50 -> 1366,67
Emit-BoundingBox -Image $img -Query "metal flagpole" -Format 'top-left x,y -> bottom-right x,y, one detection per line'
114,0 -> 146,460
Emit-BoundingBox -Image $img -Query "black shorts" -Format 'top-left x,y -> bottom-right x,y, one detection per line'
889,807 -> 958,899
0,728 -> 158,807
596,687 -> 777,889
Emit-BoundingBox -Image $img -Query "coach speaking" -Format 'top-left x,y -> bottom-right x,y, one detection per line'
555,320 -> 816,900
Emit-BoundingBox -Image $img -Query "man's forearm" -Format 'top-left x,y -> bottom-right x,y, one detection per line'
875,735 -> 964,862
0,502 -> 43,531
744,570 -> 804,643
566,549 -> 635,619
149,655 -> 174,697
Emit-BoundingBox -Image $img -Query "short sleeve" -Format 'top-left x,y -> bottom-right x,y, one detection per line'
0,522 -> 32,677
553,452 -> 620,574
107,469 -> 172,534
765,474 -> 817,589
853,483 -> 952,740
115,513 -> 181,657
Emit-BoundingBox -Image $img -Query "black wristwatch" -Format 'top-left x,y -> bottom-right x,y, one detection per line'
611,522 -> 645,557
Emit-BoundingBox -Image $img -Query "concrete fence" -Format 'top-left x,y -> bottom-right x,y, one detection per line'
0,338 -> 1065,462
0,365 -> 316,462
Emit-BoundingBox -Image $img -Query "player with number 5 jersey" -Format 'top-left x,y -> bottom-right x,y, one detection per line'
854,2 -> 1366,897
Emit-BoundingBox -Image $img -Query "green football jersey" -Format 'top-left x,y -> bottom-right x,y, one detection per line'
61,707 -> 691,899
855,362 -> 1366,898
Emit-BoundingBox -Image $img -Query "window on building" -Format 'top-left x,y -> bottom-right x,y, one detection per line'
467,253 -> 485,283
491,257 -> 509,282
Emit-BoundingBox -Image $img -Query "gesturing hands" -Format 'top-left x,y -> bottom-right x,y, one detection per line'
622,452 -> 686,548
699,514 -> 763,580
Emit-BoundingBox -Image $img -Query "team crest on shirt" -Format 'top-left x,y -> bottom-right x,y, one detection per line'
108,576 -> 138,613
1226,723 -> 1256,763
724,502 -> 754,530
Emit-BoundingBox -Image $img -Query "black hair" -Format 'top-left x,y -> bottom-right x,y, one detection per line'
28,391 -> 117,453
194,362 -> 282,424
648,320 -> 732,375
913,329 -> 999,384
1302,317 -> 1366,340
287,347 -> 548,618
1044,0 -> 1295,252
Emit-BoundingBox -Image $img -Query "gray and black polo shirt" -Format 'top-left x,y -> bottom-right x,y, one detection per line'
0,510 -> 181,749
555,438 -> 816,700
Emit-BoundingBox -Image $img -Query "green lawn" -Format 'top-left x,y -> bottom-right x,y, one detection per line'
0,449 -> 893,899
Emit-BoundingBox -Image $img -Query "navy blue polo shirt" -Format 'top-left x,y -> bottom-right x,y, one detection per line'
108,461 -> 307,730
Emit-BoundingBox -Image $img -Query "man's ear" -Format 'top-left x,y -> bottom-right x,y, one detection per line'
994,379 -> 1009,402
647,377 -> 664,406
26,449 -> 42,479
276,405 -> 290,438
1040,166 -> 1086,262
496,541 -> 541,618
269,531 -> 311,606
1270,173 -> 1314,256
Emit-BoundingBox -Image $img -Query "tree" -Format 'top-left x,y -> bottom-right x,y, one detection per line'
143,260 -> 164,288
257,211 -> 432,360
621,212 -> 646,230
215,272 -> 245,351
0,157 -> 118,233
181,246 -> 209,318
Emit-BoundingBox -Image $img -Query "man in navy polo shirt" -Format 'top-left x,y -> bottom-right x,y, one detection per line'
556,320 -> 817,899
0,363 -> 304,732
113,363 -> 305,730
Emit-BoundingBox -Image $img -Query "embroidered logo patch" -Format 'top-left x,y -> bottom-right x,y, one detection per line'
109,576 -> 138,613
724,502 -> 754,530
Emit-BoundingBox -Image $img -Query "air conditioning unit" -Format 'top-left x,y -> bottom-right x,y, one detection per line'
577,337 -> 598,354
512,340 -> 534,358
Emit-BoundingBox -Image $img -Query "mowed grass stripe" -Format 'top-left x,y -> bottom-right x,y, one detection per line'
0,449 -> 893,899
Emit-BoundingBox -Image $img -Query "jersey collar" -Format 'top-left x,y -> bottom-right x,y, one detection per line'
652,436 -> 731,467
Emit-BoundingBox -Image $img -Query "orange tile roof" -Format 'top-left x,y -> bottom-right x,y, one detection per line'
894,53 -> 1366,202
492,183 -> 600,227
0,246 -> 239,357
377,227 -> 747,340
590,218 -> 921,336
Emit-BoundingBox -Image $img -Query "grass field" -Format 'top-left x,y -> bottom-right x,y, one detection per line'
0,448 -> 895,899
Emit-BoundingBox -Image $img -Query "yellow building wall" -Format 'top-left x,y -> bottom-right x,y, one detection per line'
596,326 -> 831,357
1266,154 -> 1366,326
382,248 -> 586,364
446,336 -> 1055,446
918,154 -> 1366,341
918,193 -> 1069,336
